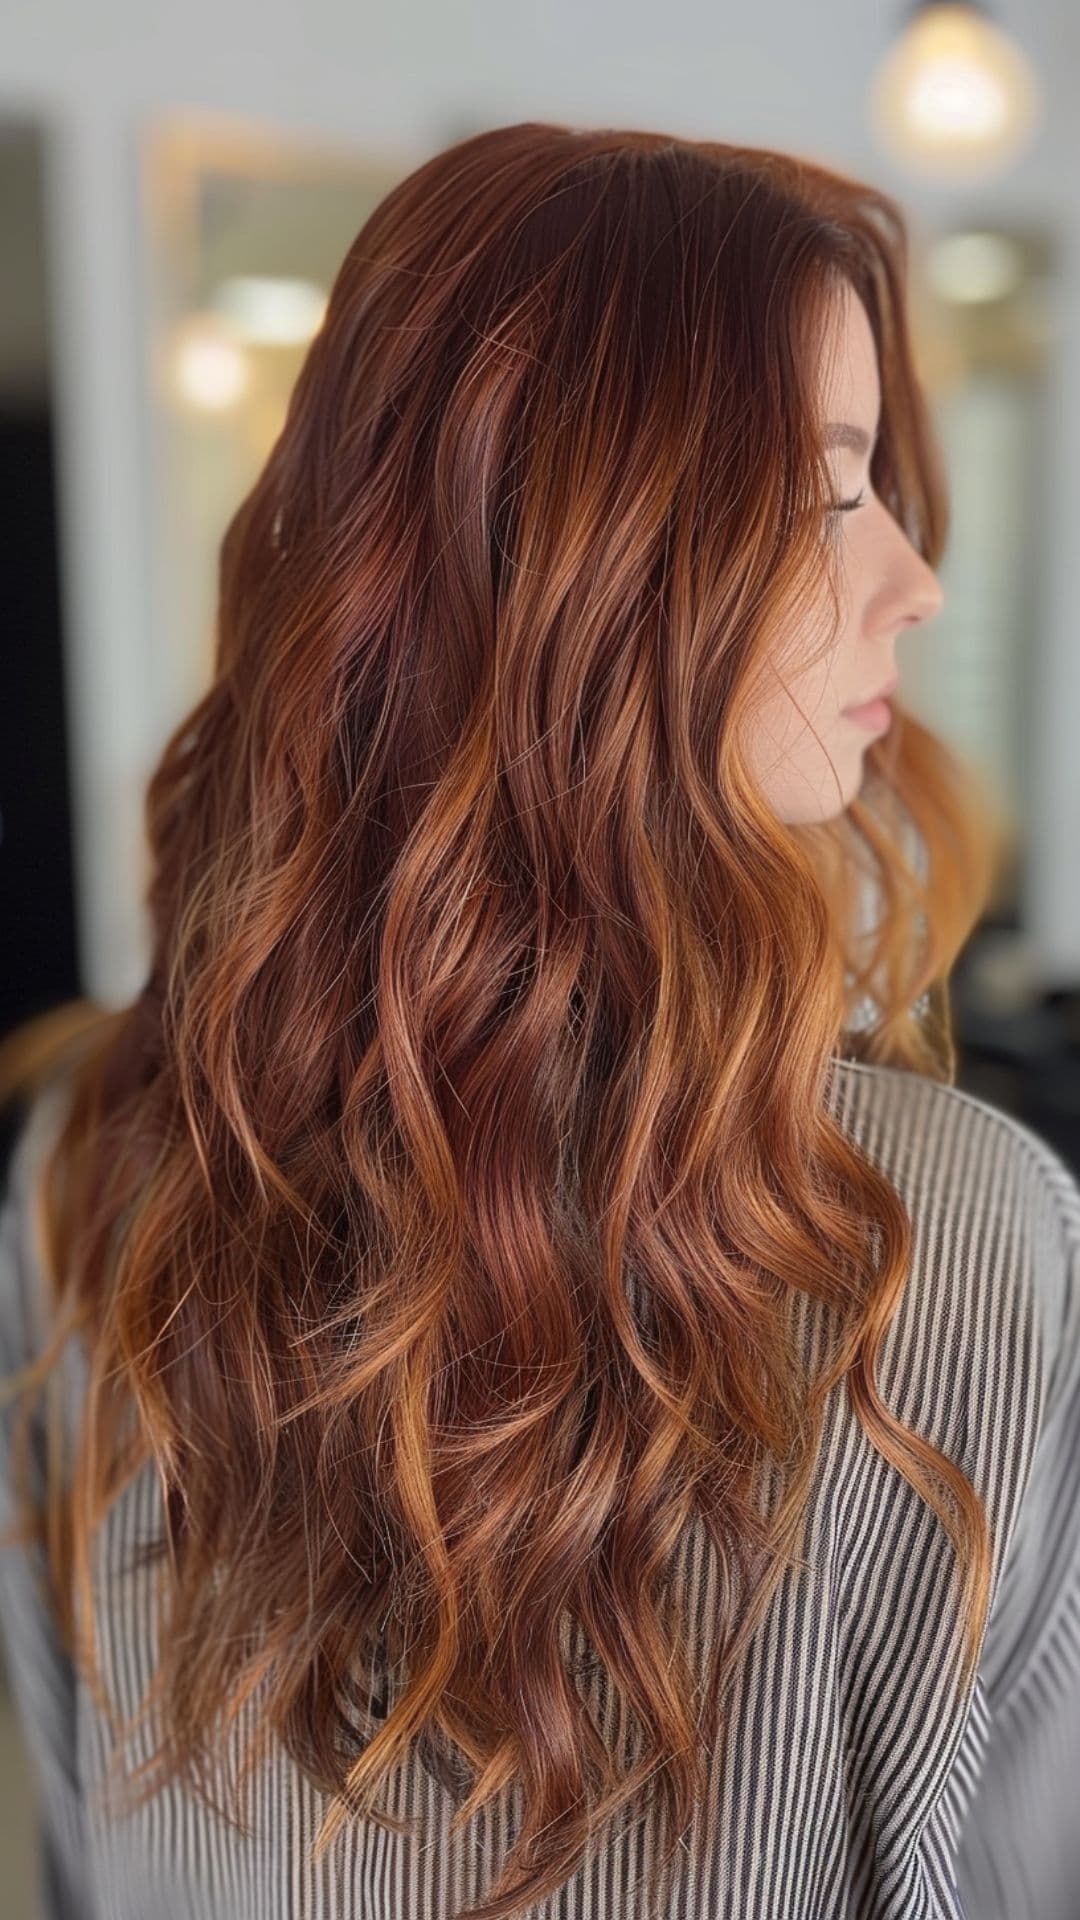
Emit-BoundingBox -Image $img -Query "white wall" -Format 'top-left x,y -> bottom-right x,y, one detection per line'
2,0 -> 1079,995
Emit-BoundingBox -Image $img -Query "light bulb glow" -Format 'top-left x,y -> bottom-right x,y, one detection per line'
168,315 -> 252,412
210,275 -> 328,346
927,230 -> 1026,303
906,56 -> 1010,140
870,2 -> 1041,178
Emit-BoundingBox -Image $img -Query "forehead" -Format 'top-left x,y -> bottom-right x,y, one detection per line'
818,282 -> 881,423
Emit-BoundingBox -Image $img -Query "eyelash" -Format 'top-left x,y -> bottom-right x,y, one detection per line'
830,490 -> 866,513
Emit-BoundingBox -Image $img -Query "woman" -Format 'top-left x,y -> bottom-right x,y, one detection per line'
1,120 -> 1078,1920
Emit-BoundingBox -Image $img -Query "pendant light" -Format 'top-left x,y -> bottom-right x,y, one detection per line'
869,1 -> 1042,182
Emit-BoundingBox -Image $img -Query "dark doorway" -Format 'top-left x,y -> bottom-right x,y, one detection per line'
0,120 -> 80,1044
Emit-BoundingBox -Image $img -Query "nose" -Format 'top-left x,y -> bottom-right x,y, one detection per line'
888,531 -> 945,631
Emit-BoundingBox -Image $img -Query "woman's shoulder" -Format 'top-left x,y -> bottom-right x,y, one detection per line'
822,1052 -> 1076,1198
823,1054 -> 1080,1594
825,1054 -> 1080,1413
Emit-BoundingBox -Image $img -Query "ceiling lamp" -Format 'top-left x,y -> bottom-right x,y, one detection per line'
926,229 -> 1027,303
210,276 -> 328,347
168,313 -> 251,413
869,1 -> 1042,181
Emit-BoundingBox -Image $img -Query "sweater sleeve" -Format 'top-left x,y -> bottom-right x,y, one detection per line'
953,1133 -> 1080,1920
0,1089 -> 94,1920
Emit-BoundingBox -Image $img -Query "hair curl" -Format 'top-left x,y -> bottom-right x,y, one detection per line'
0,120 -> 1004,1920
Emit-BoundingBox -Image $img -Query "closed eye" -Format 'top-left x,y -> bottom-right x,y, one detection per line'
830,491 -> 866,513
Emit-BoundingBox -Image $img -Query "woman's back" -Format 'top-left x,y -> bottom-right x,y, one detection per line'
3,1053 -> 1079,1920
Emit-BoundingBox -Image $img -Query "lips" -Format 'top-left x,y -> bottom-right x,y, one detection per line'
845,675 -> 898,711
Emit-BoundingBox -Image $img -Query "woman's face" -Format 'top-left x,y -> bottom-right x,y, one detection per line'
744,278 -> 945,826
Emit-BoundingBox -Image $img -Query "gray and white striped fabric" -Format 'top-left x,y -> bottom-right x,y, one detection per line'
2,1055 -> 1079,1919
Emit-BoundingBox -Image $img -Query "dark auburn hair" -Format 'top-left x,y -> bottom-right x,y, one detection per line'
0,120 -> 1003,1919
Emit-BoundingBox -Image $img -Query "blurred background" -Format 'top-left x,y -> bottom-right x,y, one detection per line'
1,0 -> 1078,1910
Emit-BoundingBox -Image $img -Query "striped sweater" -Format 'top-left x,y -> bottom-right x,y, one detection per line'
1,1055 -> 1079,1919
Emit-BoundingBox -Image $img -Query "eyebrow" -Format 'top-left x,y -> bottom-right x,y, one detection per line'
824,422 -> 876,455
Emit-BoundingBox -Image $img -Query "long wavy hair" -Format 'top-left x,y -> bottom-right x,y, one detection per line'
0,120 -> 1004,1920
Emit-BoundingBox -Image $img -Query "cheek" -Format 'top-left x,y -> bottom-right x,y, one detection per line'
741,576 -> 857,770
783,647 -> 851,729
742,669 -> 854,788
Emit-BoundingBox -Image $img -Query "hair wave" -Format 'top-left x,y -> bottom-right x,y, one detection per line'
0,120 -> 1005,1920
